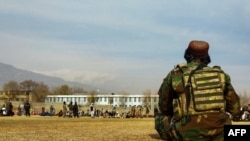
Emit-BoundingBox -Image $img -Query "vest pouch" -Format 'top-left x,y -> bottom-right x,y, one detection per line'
191,70 -> 225,111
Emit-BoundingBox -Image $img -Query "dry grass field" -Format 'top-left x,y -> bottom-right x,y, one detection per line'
1,101 -> 250,141
0,116 -> 250,141
0,116 -> 162,141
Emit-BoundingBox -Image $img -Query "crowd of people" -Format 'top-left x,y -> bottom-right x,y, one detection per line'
57,101 -> 151,119
0,100 -> 31,117
0,100 -> 153,119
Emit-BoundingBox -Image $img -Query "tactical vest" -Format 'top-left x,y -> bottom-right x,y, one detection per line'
172,63 -> 226,120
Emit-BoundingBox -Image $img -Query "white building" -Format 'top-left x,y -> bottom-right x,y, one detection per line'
45,94 -> 159,109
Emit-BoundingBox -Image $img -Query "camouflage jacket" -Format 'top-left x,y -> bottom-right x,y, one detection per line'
158,61 -> 241,119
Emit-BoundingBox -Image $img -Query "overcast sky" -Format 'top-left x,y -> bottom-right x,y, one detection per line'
0,0 -> 249,94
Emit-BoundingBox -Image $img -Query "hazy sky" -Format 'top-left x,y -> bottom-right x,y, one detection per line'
0,0 -> 249,94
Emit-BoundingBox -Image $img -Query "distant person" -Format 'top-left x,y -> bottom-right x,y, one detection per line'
41,106 -> 46,116
68,101 -> 73,118
156,40 -> 241,140
89,103 -> 95,118
73,102 -> 79,118
24,101 -> 31,117
1,104 -> 7,116
131,105 -> 136,118
6,100 -> 14,116
136,105 -> 143,118
145,106 -> 150,117
50,105 -> 55,116
63,101 -> 67,118
56,110 -> 63,117
17,105 -> 22,116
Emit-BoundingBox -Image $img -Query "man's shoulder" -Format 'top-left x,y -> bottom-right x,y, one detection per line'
177,63 -> 187,68
171,63 -> 187,73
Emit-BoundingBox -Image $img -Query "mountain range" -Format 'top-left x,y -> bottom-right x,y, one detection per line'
0,62 -> 99,92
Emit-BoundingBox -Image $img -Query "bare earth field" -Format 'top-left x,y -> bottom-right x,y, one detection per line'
0,116 -> 250,141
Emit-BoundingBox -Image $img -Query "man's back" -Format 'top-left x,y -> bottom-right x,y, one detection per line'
156,40 -> 241,141
170,61 -> 232,141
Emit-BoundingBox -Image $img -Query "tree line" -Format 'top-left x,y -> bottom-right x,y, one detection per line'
2,80 -> 88,102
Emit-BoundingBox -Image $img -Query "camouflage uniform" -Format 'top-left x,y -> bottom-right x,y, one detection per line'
156,40 -> 241,141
